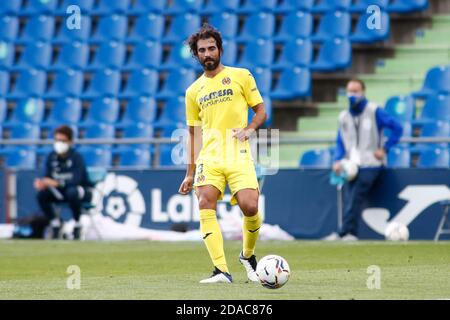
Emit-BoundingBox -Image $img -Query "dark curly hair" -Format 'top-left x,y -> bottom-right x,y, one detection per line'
186,23 -> 223,59
54,125 -> 74,141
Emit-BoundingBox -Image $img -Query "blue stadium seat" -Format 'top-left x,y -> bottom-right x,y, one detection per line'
81,97 -> 120,125
350,0 -> 389,12
84,123 -> 115,141
0,98 -> 6,123
11,41 -> 52,71
4,147 -> 36,169
311,0 -> 351,13
118,96 -> 158,127
7,69 -> 47,100
238,39 -> 274,70
350,11 -> 390,43
82,69 -> 121,99
270,67 -> 311,99
273,0 -> 315,14
21,0 -> 58,15
200,0 -> 240,14
413,65 -> 450,99
119,147 -> 151,168
299,149 -> 332,168
311,11 -> 351,43
0,1 -> 22,15
58,0 -> 95,14
157,125 -> 187,167
91,0 -> 130,15
90,15 -> 127,44
412,121 -> 450,153
0,124 -> 40,158
53,15 -> 91,44
388,0 -> 429,13
166,0 -> 203,14
156,68 -> 197,100
248,95 -> 272,127
161,43 -> 197,71
155,96 -> 186,129
127,0 -> 166,14
42,97 -> 82,129
4,97 -> 45,127
236,12 -> 275,43
0,41 -> 14,70
237,0 -> 277,14
310,38 -> 352,72
272,38 -> 313,70
77,146 -> 112,167
413,94 -> 450,125
0,70 -> 9,96
127,14 -> 165,43
119,68 -> 159,99
273,11 -> 313,43
117,123 -> 155,151
417,148 -> 449,168
123,41 -> 162,71
384,95 -> 415,123
209,12 -> 238,40
159,144 -> 179,166
162,13 -> 201,44
253,68 -> 272,96
222,40 -> 238,66
17,15 -> 55,44
387,147 -> 410,168
45,69 -> 84,99
48,41 -> 89,71
0,16 -> 19,42
86,41 -> 126,71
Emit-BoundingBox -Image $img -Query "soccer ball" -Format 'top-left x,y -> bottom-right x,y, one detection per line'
256,255 -> 290,289
340,159 -> 359,181
384,221 -> 409,241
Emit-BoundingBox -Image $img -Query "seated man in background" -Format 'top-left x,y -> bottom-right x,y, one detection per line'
34,125 -> 92,239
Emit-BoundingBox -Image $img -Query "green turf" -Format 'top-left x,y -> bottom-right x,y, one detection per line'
1,240 -> 450,300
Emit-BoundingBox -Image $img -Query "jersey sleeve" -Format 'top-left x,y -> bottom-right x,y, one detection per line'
243,70 -> 264,108
185,88 -> 201,126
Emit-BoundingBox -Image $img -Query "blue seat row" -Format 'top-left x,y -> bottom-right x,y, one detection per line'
0,0 -> 429,16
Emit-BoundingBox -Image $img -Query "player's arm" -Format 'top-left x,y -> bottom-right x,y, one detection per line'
179,125 -> 202,195
233,103 -> 267,142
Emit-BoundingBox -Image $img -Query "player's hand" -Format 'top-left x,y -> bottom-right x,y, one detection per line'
232,127 -> 255,142
42,177 -> 58,188
178,176 -> 194,195
374,148 -> 386,160
34,178 -> 45,191
332,162 -> 342,174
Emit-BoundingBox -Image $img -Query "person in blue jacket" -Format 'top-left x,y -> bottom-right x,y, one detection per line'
326,79 -> 403,241
34,125 -> 92,240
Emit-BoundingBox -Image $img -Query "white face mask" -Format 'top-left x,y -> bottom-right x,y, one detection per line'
54,141 -> 70,155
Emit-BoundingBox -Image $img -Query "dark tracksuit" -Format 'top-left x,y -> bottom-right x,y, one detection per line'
37,148 -> 92,222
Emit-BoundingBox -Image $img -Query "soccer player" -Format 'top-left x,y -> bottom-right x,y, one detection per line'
178,24 -> 267,284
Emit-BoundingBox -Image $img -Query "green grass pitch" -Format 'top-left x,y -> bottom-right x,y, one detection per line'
1,240 -> 449,300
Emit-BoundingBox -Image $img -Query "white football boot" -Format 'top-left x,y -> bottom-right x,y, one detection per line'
239,251 -> 259,282
199,267 -> 233,284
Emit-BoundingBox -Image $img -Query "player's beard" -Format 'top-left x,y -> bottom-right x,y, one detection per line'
201,56 -> 220,71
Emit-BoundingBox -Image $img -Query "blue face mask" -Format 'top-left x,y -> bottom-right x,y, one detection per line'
347,94 -> 364,108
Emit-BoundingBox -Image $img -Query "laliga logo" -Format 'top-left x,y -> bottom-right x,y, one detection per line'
91,173 -> 146,226
362,185 -> 450,235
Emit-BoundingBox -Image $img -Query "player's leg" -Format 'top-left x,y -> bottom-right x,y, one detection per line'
195,181 -> 232,283
339,169 -> 381,239
63,186 -> 84,240
36,188 -> 60,239
227,161 -> 261,282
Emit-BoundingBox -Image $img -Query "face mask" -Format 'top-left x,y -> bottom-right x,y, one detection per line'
54,141 -> 69,155
347,93 -> 364,107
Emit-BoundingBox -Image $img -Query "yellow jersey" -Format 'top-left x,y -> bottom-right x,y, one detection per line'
185,66 -> 264,164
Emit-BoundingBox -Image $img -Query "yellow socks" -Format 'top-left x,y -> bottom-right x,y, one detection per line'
242,213 -> 262,258
199,209 -> 229,274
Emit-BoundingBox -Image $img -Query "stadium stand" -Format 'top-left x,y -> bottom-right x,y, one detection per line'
0,0 -> 448,169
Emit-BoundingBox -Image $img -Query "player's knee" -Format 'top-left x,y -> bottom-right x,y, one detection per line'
37,190 -> 50,202
242,202 -> 258,216
198,195 -> 217,210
